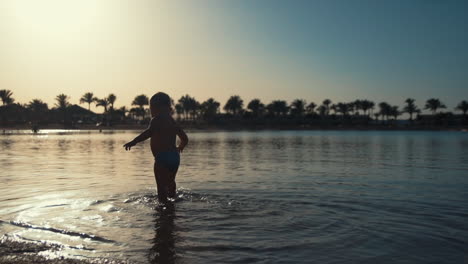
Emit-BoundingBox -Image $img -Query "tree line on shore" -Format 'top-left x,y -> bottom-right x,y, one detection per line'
0,89 -> 467,128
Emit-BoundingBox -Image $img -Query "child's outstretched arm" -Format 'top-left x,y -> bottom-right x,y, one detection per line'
176,127 -> 188,153
123,127 -> 152,151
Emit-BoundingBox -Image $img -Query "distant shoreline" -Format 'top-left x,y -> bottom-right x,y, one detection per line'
1,123 -> 467,133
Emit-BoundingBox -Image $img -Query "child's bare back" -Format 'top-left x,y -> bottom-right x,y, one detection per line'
123,92 -> 188,204
149,114 -> 185,155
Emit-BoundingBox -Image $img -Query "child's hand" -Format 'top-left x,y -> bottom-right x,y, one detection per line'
123,141 -> 136,151
177,145 -> 185,153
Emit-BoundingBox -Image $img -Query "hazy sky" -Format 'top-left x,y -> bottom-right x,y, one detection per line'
0,0 -> 467,113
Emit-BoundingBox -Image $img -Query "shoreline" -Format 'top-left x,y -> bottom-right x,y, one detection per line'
1,124 -> 467,133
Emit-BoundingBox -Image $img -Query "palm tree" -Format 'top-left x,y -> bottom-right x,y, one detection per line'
189,99 -> 200,120
175,103 -> 184,120
336,102 -> 350,116
178,95 -> 200,120
178,95 -> 199,120
200,98 -> 220,119
290,99 -> 306,117
27,99 -> 49,122
55,94 -> 70,109
104,94 -> 117,125
389,106 -> 400,120
306,102 -> 317,115
115,106 -> 128,120
403,98 -> 420,121
362,100 -> 375,117
0,90 -> 15,105
424,98 -> 446,115
79,92 -> 96,111
224,95 -> 244,116
322,99 -> 332,115
129,107 -> 144,120
267,100 -> 289,117
107,94 -> 116,110
55,94 -> 70,126
96,98 -> 110,113
378,102 -> 391,121
132,94 -> 149,119
247,99 -> 265,117
352,100 -> 362,115
374,113 -> 380,121
455,100 -> 468,117
330,104 -> 338,115
177,95 -> 190,120
28,99 -> 48,112
316,105 -> 327,116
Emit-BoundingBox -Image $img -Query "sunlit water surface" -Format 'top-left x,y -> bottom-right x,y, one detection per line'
1,130 -> 467,263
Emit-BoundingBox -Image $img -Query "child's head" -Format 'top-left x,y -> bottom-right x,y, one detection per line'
150,92 -> 172,117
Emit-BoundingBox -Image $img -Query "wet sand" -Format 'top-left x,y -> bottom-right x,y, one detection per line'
0,237 -> 130,264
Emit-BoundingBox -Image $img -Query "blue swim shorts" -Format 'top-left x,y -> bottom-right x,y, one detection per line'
155,151 -> 180,172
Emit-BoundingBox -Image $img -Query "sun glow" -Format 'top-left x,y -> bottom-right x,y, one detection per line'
4,0 -> 101,37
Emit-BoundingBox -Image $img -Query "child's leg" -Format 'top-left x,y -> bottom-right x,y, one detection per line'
154,163 -> 171,203
167,169 -> 178,199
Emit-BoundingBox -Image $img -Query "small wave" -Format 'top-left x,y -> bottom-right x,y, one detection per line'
42,203 -> 70,208
0,219 -> 115,243
2,234 -> 96,251
182,244 -> 258,253
123,189 -> 199,205
99,204 -> 121,213
89,199 -> 105,206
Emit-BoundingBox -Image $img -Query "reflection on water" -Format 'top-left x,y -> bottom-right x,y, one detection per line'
0,130 -> 467,263
150,204 -> 176,264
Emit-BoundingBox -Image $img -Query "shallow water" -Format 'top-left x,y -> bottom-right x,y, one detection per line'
1,130 -> 467,263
